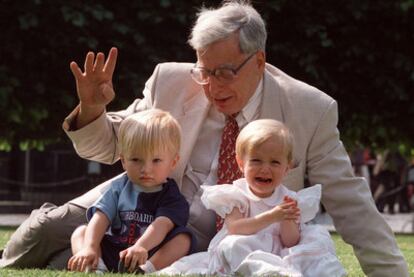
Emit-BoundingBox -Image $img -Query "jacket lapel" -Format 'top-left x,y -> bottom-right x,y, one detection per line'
172,88 -> 211,188
260,65 -> 284,122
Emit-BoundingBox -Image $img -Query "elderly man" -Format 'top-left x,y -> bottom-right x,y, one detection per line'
0,1 -> 408,276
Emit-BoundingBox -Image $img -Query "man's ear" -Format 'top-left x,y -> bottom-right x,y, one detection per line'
255,50 -> 266,72
236,154 -> 244,173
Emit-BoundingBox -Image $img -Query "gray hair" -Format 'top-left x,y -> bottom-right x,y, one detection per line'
188,0 -> 267,54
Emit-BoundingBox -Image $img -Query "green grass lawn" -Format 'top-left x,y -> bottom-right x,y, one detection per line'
0,227 -> 413,276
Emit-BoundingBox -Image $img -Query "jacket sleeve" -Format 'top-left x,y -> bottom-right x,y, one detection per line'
307,100 -> 408,276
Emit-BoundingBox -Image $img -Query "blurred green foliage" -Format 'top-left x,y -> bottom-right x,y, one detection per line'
0,0 -> 413,153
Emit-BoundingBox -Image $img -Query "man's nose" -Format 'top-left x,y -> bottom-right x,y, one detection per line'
208,75 -> 225,92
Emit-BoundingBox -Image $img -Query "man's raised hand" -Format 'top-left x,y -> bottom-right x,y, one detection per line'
69,47 -> 118,128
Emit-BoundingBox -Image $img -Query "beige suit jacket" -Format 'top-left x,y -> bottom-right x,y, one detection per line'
64,62 -> 408,276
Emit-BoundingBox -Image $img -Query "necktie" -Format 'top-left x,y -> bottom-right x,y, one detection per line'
216,115 -> 243,231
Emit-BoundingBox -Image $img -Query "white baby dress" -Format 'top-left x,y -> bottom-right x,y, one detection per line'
158,179 -> 346,277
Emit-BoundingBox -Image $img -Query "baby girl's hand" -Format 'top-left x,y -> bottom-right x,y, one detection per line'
283,196 -> 300,223
283,195 -> 297,206
269,201 -> 300,222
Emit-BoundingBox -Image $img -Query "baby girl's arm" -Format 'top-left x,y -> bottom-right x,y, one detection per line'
225,200 -> 299,235
280,196 -> 300,247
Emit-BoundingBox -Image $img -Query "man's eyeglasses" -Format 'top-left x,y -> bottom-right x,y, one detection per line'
190,53 -> 256,85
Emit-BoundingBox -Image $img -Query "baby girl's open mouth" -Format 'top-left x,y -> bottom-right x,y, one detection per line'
255,177 -> 272,184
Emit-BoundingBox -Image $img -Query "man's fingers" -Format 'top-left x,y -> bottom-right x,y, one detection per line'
103,47 -> 118,76
70,62 -> 83,80
94,52 -> 105,72
84,51 -> 95,75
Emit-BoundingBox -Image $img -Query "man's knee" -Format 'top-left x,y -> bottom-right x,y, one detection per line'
17,203 -> 85,241
0,203 -> 86,268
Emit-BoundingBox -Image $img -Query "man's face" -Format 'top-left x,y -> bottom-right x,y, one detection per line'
196,34 -> 265,115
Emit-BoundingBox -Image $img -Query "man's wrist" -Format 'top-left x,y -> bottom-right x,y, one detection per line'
76,103 -> 105,129
63,104 -> 81,131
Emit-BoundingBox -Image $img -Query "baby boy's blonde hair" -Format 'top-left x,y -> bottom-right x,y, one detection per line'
118,109 -> 181,159
236,119 -> 293,163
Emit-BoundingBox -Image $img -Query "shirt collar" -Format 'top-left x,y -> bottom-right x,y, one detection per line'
236,77 -> 263,127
